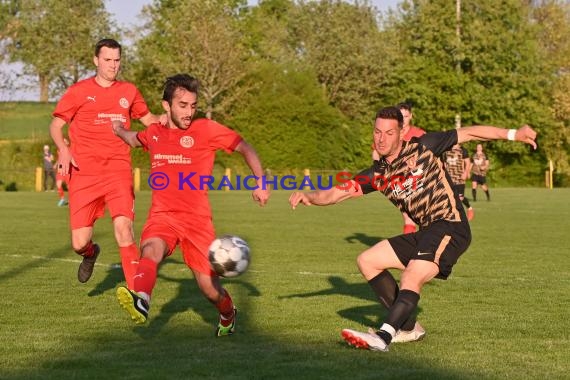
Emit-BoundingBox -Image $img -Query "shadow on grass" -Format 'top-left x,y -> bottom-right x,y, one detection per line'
136,273 -> 261,338
344,232 -> 386,246
280,275 -> 426,328
0,244 -> 70,283
4,296 -> 490,380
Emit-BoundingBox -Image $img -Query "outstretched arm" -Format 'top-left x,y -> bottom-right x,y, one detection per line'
234,140 -> 270,206
457,124 -> 537,149
112,121 -> 142,147
289,181 -> 363,210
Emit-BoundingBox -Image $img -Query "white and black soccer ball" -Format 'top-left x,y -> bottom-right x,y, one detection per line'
208,235 -> 250,278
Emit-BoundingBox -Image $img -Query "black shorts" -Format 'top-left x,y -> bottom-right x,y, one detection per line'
452,184 -> 465,198
388,220 -> 471,280
471,174 -> 486,185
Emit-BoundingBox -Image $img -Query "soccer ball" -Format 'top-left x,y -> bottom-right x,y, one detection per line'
208,235 -> 250,278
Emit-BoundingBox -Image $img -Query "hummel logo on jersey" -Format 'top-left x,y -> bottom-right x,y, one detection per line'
87,96 -> 96,102
152,136 -> 159,142
417,252 -> 432,256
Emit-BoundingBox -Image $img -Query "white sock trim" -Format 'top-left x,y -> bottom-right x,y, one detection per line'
380,323 -> 397,337
139,292 -> 151,303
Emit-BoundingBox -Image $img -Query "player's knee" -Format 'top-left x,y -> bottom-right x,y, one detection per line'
140,241 -> 165,262
71,235 -> 91,253
113,220 -> 134,245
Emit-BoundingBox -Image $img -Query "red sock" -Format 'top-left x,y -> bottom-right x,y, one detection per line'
57,187 -> 65,199
76,241 -> 95,258
403,224 -> 416,234
120,244 -> 140,289
215,289 -> 235,326
133,257 -> 158,296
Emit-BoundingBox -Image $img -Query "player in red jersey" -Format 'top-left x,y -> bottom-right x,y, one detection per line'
112,74 -> 269,335
49,39 -> 161,287
373,103 -> 425,234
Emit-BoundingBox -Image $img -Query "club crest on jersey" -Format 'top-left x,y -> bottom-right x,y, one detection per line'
119,97 -> 129,109
180,136 -> 194,148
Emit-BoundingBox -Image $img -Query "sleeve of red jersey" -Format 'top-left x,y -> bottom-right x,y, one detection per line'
52,87 -> 80,123
207,119 -> 243,152
136,124 -> 153,150
129,86 -> 151,120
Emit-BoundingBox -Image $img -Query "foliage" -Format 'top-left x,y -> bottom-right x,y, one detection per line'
532,0 -> 570,176
1,0 -> 569,185
129,0 -> 250,119
289,0 -> 388,120
2,0 -> 114,101
227,63 -> 365,171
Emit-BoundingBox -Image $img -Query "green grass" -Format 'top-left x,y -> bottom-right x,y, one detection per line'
0,189 -> 569,379
0,102 -> 55,141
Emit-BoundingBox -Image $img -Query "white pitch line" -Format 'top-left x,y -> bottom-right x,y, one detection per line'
6,254 -> 362,277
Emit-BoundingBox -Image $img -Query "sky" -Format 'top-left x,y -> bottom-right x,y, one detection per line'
0,0 -> 402,101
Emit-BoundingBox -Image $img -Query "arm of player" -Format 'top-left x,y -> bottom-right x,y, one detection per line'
289,180 -> 363,210
112,121 -> 142,147
457,125 -> 537,149
49,116 -> 77,175
234,140 -> 270,207
138,112 -> 167,127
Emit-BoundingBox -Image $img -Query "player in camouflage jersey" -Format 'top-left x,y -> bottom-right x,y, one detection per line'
289,106 -> 537,352
443,143 -> 474,221
471,143 -> 490,201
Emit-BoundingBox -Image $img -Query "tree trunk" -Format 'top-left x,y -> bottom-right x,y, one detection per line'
206,101 -> 213,119
39,73 -> 49,103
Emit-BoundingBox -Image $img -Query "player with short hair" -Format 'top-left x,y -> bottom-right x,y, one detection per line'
373,102 -> 425,234
443,143 -> 474,220
49,38 -> 161,287
471,143 -> 490,201
112,74 -> 270,335
289,106 -> 537,352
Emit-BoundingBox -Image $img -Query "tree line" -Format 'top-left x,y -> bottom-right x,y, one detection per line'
1,0 -> 569,184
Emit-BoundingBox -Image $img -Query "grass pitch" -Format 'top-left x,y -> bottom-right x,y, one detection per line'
0,189 -> 568,379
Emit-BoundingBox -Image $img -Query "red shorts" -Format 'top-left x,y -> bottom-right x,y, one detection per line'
68,171 -> 134,229
56,173 -> 69,182
141,212 -> 216,276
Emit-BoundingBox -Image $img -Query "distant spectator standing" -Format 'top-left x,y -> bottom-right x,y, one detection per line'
471,144 -> 490,201
42,145 -> 56,191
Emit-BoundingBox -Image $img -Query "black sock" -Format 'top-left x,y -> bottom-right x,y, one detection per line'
368,271 -> 417,331
472,189 -> 477,201
368,271 -> 398,309
462,196 -> 471,208
485,190 -> 490,201
382,289 -> 420,341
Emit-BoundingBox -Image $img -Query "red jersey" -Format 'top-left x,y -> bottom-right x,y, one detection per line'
53,77 -> 150,175
404,126 -> 426,141
137,119 -> 243,217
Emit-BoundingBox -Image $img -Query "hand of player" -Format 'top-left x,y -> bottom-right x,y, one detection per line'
515,125 -> 538,150
56,146 -> 77,176
289,192 -> 312,210
111,120 -> 125,135
252,187 -> 269,206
